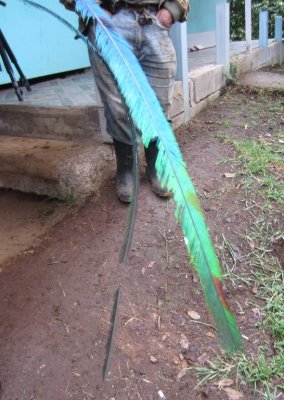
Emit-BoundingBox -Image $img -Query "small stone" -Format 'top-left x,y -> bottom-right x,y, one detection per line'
206,331 -> 216,339
173,355 -> 180,365
224,387 -> 244,400
224,172 -> 236,178
157,287 -> 167,300
158,390 -> 166,399
176,368 -> 187,382
150,355 -> 158,364
171,314 -> 186,327
180,334 -> 189,350
187,310 -> 201,320
183,351 -> 198,364
181,359 -> 188,369
161,365 -> 173,378
201,385 -> 216,398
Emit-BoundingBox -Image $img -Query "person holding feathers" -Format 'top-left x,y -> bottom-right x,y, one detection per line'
60,0 -> 189,203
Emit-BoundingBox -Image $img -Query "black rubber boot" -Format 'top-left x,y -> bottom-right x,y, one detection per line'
145,140 -> 172,198
113,139 -> 133,203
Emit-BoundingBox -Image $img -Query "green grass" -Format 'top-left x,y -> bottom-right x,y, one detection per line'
224,119 -> 233,129
194,88 -> 284,398
235,137 -> 283,205
191,349 -> 283,391
216,118 -> 284,206
56,189 -> 77,207
234,139 -> 282,175
213,216 -> 283,397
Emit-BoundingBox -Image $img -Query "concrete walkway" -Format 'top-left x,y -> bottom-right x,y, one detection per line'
0,39 -> 277,107
0,69 -> 97,107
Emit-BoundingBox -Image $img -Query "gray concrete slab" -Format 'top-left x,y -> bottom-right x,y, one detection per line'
238,68 -> 284,90
0,104 -> 103,140
0,136 -> 114,200
0,70 -> 97,107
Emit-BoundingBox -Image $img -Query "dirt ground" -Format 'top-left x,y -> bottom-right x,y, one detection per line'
0,86 -> 283,400
0,190 -> 68,266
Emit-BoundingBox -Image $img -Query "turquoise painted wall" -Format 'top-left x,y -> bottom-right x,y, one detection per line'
0,0 -> 90,85
187,0 -> 226,34
0,0 -> 224,85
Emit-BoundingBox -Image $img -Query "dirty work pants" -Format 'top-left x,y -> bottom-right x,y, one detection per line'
87,9 -> 177,145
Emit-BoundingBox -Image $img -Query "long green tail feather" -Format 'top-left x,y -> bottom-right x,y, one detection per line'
21,0 -> 243,352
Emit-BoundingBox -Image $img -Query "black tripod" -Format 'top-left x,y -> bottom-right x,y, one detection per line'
0,2 -> 31,101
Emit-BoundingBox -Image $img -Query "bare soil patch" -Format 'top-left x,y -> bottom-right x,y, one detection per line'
0,86 -> 283,400
0,190 -> 67,265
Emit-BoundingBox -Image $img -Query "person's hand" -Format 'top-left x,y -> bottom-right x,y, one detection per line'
103,9 -> 113,17
100,8 -> 113,25
59,0 -> 76,11
156,8 -> 173,28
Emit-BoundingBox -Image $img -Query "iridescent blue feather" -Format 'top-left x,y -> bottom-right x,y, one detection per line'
21,0 -> 242,352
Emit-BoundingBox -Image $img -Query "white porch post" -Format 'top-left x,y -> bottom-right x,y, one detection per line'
245,0 -> 252,53
216,2 -> 230,75
259,10 -> 269,64
170,22 -> 190,123
259,10 -> 269,48
275,16 -> 283,42
275,16 -> 283,64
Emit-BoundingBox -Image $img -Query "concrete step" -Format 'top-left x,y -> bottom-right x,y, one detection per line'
238,70 -> 284,91
0,104 -> 103,141
0,69 -> 106,142
0,136 -> 114,200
